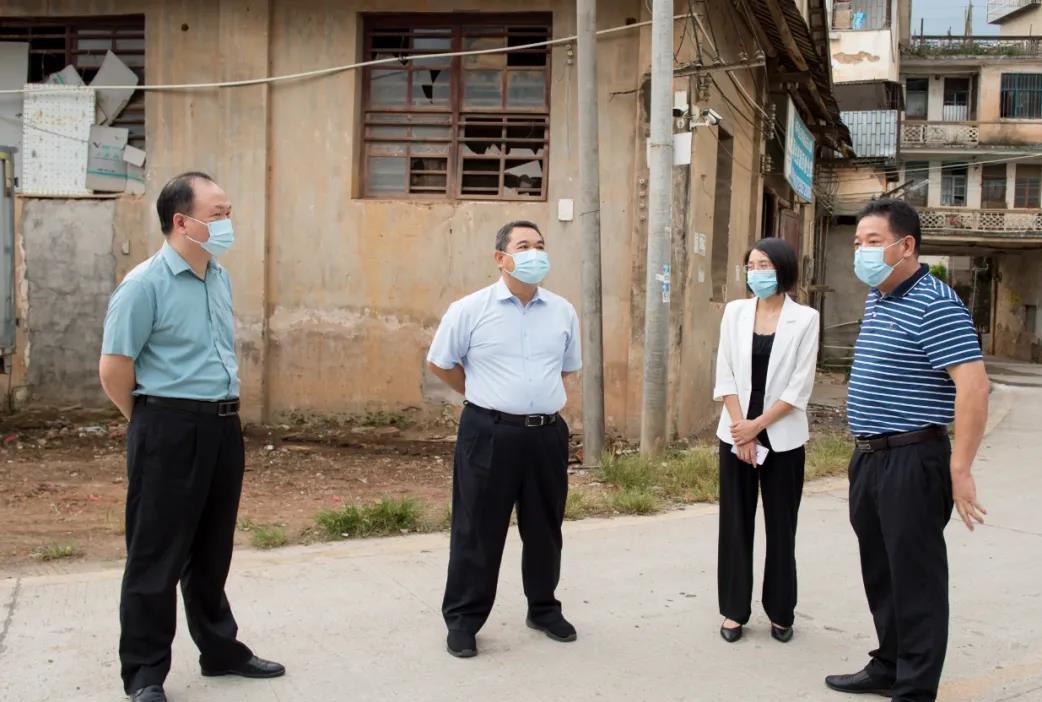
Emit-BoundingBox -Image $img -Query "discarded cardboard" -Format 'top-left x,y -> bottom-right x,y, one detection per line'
122,144 -> 146,167
46,65 -> 85,86
90,51 -> 138,125
86,125 -> 129,192
126,163 -> 145,195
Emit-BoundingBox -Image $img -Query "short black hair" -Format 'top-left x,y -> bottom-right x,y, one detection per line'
157,171 -> 214,235
495,220 -> 543,251
856,198 -> 922,253
744,237 -> 799,294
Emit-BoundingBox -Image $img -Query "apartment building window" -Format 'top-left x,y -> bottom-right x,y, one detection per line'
982,165 -> 1008,209
362,14 -> 551,200
905,78 -> 928,119
1001,73 -> 1042,119
0,15 -> 145,147
942,78 -> 972,121
905,161 -> 930,207
941,164 -> 968,207
832,0 -> 891,30
1014,164 -> 1042,208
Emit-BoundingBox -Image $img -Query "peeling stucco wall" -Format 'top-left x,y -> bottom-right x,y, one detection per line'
994,251 -> 1042,362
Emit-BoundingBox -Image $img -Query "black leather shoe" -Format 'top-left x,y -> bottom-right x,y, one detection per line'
824,668 -> 894,696
720,623 -> 743,643
526,616 -> 577,642
447,630 -> 478,658
771,624 -> 794,643
130,685 -> 166,702
201,655 -> 286,678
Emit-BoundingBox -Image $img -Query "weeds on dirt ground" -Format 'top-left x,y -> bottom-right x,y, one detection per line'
806,433 -> 853,480
240,521 -> 289,549
35,543 -> 83,561
315,497 -> 421,539
611,488 -> 659,515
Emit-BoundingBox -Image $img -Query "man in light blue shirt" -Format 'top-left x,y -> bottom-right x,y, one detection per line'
428,220 -> 581,659
99,172 -> 283,702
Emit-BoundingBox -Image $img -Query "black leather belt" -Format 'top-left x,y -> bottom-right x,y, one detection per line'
854,425 -> 947,453
465,402 -> 558,428
138,395 -> 240,417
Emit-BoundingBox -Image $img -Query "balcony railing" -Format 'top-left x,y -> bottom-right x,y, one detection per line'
902,121 -> 980,147
904,35 -> 1042,58
919,207 -> 1042,234
987,0 -> 1041,23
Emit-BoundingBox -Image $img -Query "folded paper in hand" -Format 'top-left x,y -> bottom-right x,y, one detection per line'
730,443 -> 770,465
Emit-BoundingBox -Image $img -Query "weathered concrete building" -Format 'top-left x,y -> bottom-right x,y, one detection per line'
821,0 -> 1042,366
0,0 -> 849,439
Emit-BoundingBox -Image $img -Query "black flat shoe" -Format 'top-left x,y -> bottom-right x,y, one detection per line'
526,616 -> 578,642
719,623 -> 743,643
201,655 -> 285,678
824,668 -> 895,696
130,685 -> 166,702
447,630 -> 478,658
771,624 -> 794,643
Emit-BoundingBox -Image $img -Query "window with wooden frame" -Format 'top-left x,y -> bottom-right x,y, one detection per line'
362,14 -> 551,200
0,15 -> 146,148
981,164 -> 1008,209
1014,164 -> 1042,208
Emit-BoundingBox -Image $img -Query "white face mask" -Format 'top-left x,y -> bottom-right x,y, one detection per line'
182,215 -> 235,256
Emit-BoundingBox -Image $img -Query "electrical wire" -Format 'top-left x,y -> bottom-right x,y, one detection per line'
0,15 -> 695,96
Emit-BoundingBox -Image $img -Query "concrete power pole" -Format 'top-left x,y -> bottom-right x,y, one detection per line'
577,0 -> 606,467
640,0 -> 674,456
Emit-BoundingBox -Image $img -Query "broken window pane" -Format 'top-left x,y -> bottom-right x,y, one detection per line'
506,30 -> 549,67
463,36 -> 507,68
369,69 -> 409,106
413,35 -> 452,67
367,157 -> 408,193
464,70 -> 503,108
412,69 -> 451,106
507,71 -> 546,109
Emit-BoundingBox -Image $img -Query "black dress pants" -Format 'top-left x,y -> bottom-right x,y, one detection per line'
849,436 -> 954,702
443,405 -> 570,634
718,441 -> 805,627
119,399 -> 253,693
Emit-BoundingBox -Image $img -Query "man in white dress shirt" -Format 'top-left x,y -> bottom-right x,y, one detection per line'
427,220 -> 581,658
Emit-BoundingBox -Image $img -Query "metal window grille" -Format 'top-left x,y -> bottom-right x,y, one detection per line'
1001,73 -> 1042,119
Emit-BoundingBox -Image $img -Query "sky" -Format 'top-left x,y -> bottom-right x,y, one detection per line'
911,0 -> 999,35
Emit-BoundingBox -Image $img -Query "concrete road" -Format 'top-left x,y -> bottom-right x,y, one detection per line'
1,383 -> 1040,702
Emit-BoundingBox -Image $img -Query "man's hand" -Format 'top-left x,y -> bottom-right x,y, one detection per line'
735,441 -> 758,466
952,468 -> 987,531
99,354 -> 136,420
427,362 -> 466,395
730,419 -> 763,446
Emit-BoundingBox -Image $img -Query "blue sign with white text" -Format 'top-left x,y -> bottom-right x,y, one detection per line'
784,99 -> 815,203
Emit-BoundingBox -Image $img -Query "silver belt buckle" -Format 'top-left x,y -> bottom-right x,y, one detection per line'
524,415 -> 547,428
217,401 -> 238,417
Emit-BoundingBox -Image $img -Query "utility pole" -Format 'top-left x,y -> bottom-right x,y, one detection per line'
640,0 -> 674,455
577,0 -> 605,467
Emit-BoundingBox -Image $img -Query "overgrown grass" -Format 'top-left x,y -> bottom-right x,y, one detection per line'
251,524 -> 289,549
565,490 -> 610,520
611,488 -> 659,515
36,543 -> 83,561
600,432 -> 852,505
315,497 -> 421,539
806,433 -> 853,480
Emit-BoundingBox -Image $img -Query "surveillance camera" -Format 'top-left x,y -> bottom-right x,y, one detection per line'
700,107 -> 722,125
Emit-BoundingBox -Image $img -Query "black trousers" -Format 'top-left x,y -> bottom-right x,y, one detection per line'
717,441 -> 805,627
849,436 -> 954,702
119,399 -> 253,693
442,405 -> 570,634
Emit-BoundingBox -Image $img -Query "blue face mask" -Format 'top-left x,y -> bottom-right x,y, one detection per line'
508,249 -> 550,285
184,215 -> 235,257
747,270 -> 779,299
854,239 -> 903,288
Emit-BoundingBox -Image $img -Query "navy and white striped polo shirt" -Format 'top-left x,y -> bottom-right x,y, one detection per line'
848,264 -> 982,437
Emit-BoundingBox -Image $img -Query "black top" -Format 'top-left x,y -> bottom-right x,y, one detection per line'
747,332 -> 775,449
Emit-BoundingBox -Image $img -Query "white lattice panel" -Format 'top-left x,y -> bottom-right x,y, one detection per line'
20,85 -> 94,196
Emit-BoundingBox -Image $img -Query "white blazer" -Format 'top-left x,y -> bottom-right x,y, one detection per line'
713,295 -> 820,453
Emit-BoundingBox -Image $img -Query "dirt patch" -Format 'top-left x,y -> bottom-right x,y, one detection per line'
0,398 -> 849,571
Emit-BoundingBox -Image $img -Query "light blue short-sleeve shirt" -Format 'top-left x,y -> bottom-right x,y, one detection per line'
427,279 -> 581,415
101,242 -> 239,401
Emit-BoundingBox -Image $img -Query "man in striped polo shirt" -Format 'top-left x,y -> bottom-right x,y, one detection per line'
825,199 -> 990,702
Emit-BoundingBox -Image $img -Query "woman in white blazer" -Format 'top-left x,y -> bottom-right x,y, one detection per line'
712,237 -> 819,645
